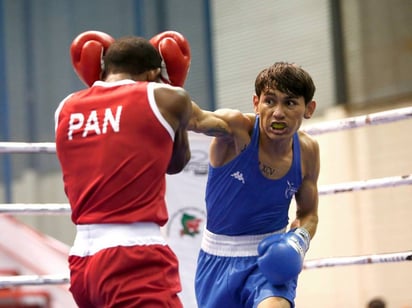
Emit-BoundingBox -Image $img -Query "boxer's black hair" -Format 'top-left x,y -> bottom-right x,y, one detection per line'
103,36 -> 161,77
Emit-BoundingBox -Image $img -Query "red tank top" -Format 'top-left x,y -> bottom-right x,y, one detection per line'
55,80 -> 174,225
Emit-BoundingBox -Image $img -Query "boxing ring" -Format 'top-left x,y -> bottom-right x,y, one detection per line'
0,106 -> 411,305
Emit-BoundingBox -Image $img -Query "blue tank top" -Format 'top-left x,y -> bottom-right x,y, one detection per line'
205,116 -> 302,235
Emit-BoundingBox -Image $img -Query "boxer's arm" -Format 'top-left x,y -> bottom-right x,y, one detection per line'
290,133 -> 320,239
257,134 -> 320,286
154,85 -> 192,174
167,126 -> 191,174
258,174 -> 316,285
188,101 -> 253,138
188,102 -> 255,167
166,91 -> 192,174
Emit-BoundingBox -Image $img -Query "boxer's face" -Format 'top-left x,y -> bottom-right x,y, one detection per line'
253,87 -> 313,140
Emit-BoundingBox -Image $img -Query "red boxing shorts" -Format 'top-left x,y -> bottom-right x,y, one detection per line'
68,223 -> 182,307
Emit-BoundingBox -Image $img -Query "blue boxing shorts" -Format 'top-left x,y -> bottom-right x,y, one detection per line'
195,229 -> 297,308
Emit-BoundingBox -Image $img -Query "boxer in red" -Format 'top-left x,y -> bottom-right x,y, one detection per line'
55,30 -> 191,307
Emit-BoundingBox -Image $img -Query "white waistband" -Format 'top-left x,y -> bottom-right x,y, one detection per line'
70,222 -> 166,257
201,228 -> 286,257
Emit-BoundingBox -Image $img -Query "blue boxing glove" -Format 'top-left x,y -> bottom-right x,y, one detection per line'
257,228 -> 310,285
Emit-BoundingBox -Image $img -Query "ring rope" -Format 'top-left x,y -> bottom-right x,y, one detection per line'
302,106 -> 412,136
318,173 -> 412,195
0,274 -> 69,288
0,203 -> 71,214
0,107 -> 411,154
0,250 -> 410,287
1,174 -> 410,214
303,250 -> 412,270
0,142 -> 55,154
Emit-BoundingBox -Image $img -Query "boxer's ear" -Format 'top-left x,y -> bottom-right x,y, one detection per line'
304,100 -> 316,119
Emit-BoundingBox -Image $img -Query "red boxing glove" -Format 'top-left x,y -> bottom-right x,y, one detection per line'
70,30 -> 115,87
150,31 -> 191,87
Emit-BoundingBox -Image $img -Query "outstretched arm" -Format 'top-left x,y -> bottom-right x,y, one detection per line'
188,101 -> 254,137
188,102 -> 232,137
188,101 -> 255,167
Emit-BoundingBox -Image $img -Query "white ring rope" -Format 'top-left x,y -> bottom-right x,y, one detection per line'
0,274 -> 69,288
0,203 -> 71,214
0,142 -> 55,154
0,107 -> 411,154
0,250 -> 410,287
0,174 -> 410,214
302,106 -> 412,136
319,173 -> 412,195
303,250 -> 412,270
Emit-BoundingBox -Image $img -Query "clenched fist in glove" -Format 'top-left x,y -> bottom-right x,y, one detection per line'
70,30 -> 115,87
257,227 -> 310,285
150,31 -> 191,87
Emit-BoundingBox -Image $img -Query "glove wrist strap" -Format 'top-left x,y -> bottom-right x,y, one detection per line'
292,227 -> 311,253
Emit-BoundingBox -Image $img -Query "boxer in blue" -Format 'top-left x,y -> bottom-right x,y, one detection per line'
189,62 -> 320,307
